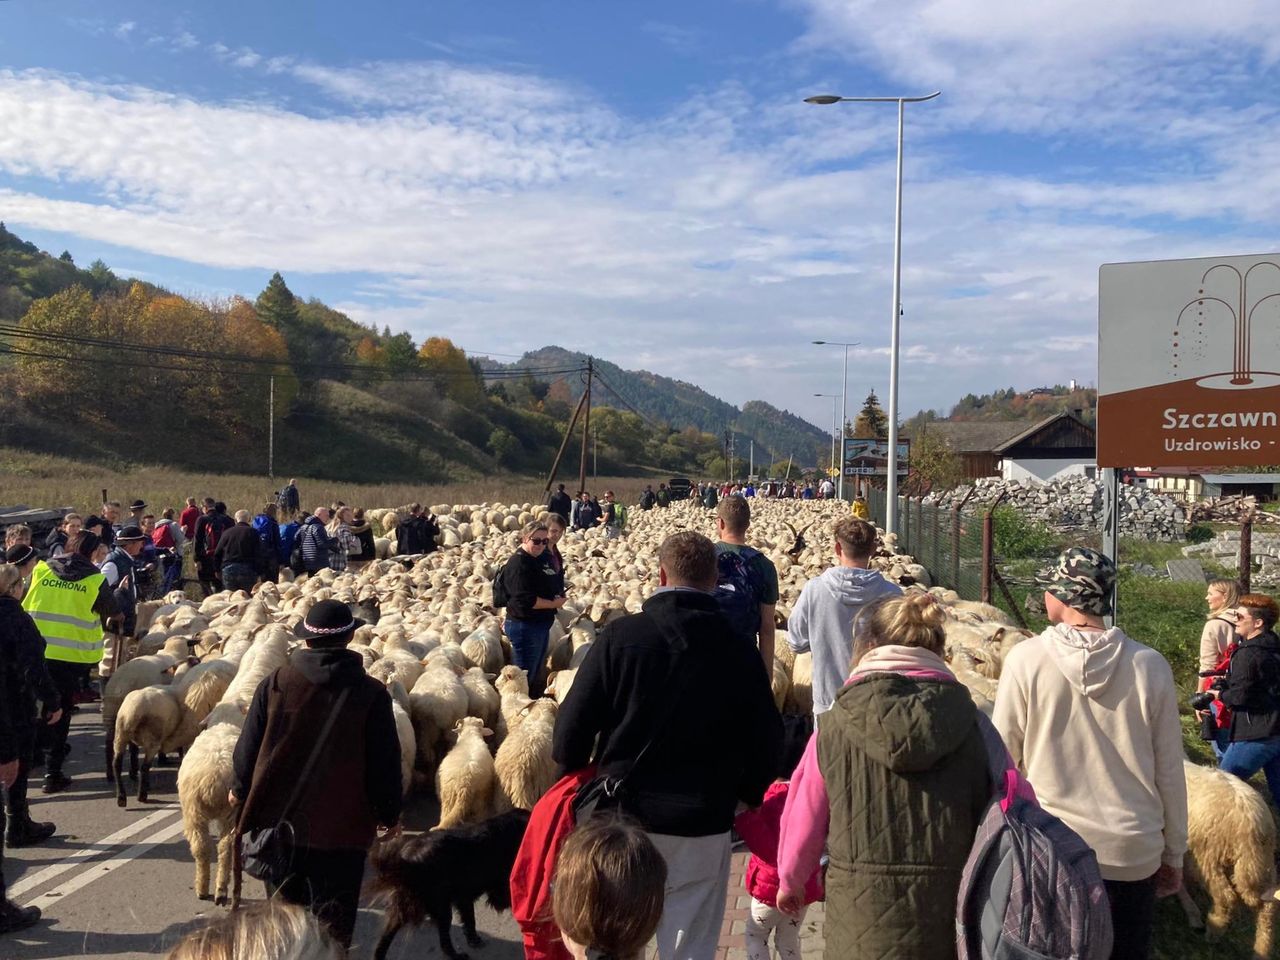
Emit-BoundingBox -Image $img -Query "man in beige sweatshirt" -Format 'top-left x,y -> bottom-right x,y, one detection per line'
994,547 -> 1187,960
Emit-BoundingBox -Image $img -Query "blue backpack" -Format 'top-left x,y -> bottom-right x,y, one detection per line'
714,545 -> 763,643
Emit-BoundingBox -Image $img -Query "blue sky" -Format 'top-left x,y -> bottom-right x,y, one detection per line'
2,0 -> 1278,433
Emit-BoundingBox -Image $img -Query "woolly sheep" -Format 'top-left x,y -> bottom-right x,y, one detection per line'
460,667 -> 501,728
783,652 -> 814,715
544,668 -> 579,704
493,698 -> 558,813
434,716 -> 495,829
177,700 -> 248,905
386,681 -> 417,800
1178,759 -> 1277,960
460,625 -> 504,675
410,665 -> 470,772
369,650 -> 424,691
102,636 -> 193,780
220,625 -> 292,706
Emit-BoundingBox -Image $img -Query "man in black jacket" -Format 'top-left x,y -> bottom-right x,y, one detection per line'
213,510 -> 264,592
547,483 -> 573,521
231,600 -> 401,946
553,530 -> 781,960
395,503 -> 439,556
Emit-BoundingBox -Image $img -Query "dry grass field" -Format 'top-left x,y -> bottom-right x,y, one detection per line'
0,446 -> 668,515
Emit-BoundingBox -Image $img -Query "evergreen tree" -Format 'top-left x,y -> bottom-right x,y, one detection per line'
255,271 -> 300,329
853,391 -> 889,438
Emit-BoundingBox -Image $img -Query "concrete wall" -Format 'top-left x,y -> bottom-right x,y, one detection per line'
1001,458 -> 1095,485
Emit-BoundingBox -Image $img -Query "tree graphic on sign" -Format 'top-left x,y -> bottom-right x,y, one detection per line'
1172,260 -> 1280,388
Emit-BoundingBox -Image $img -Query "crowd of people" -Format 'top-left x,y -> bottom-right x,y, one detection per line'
1,483 -> 1278,960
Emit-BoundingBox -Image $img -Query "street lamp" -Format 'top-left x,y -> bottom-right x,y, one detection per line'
806,90 -> 940,536
813,339 -> 860,501
814,393 -> 839,482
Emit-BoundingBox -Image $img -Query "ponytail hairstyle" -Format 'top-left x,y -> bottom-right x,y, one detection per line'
852,591 -> 948,666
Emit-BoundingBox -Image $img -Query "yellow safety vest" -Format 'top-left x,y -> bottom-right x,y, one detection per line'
22,560 -> 106,665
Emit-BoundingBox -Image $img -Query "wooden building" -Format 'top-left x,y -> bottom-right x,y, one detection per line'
917,412 -> 1097,483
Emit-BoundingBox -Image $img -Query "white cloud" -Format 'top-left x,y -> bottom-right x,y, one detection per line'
114,22 -> 136,40
0,25 -> 1276,429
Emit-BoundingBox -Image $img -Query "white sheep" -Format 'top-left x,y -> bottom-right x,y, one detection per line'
220,625 -> 292,706
409,664 -> 469,773
783,652 -> 814,715
112,667 -> 231,808
368,650 -> 424,691
102,636 -> 193,781
386,681 -> 417,800
435,716 -> 495,829
177,700 -> 247,905
545,668 -> 579,704
1178,759 -> 1277,960
493,698 -> 558,812
460,667 -> 501,728
460,625 -> 504,675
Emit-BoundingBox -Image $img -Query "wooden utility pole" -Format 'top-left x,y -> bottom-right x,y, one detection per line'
578,358 -> 593,494
544,389 -> 589,495
268,374 -> 275,478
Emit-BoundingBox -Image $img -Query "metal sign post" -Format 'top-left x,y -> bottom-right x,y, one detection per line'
1101,467 -> 1120,626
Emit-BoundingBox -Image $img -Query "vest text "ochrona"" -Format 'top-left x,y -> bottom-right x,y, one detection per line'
38,577 -> 88,593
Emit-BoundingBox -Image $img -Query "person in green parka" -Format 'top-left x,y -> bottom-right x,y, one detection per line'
775,592 -> 990,959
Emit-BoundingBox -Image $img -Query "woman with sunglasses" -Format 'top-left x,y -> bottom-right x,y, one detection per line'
499,521 -> 565,697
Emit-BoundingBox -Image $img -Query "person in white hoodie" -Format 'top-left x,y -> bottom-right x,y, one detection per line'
993,547 -> 1187,960
786,517 -> 902,717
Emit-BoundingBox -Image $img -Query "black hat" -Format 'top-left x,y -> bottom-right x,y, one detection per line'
5,544 -> 36,566
295,599 -> 363,643
129,499 -> 147,511
116,524 -> 147,542
83,514 -> 107,530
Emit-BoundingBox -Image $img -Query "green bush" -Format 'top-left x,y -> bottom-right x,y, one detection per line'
1186,523 -> 1214,543
992,506 -> 1057,559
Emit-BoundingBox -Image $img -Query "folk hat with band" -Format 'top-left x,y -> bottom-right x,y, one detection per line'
1038,547 -> 1116,617
5,544 -> 37,566
115,524 -> 148,542
295,598 -> 364,642
129,499 -> 147,511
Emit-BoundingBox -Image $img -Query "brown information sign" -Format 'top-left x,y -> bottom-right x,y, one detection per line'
1098,252 -> 1280,467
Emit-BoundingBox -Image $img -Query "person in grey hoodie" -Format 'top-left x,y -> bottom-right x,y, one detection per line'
786,517 -> 902,717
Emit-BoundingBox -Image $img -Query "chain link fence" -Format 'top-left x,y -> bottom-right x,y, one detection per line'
867,487 -> 988,601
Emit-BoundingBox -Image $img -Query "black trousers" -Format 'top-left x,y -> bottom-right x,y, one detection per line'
265,847 -> 368,948
5,728 -> 35,816
36,661 -> 88,774
1105,874 -> 1157,960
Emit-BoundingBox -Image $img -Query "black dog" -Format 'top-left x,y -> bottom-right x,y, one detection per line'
369,809 -> 530,960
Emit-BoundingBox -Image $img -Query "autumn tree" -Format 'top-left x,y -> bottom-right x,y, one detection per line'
909,425 -> 965,492
853,391 -> 889,438
419,336 -> 483,403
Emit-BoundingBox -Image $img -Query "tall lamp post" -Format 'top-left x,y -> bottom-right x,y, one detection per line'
814,393 -> 839,482
813,339 -> 860,501
806,90 -> 940,536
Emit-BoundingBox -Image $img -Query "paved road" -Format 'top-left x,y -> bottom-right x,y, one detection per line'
5,707 -> 524,960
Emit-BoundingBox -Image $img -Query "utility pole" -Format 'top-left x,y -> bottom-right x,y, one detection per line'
578,358 -> 593,494
593,422 -> 598,482
749,440 -> 754,480
544,389 -> 588,494
268,374 -> 275,478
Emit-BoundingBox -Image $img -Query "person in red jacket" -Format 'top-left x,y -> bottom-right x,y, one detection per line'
179,497 -> 200,542
734,781 -> 823,960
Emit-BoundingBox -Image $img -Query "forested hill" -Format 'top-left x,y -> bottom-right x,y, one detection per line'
0,223 -> 827,482
479,346 -> 831,468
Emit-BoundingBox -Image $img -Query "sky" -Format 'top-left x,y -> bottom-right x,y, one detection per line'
1,0 -> 1278,434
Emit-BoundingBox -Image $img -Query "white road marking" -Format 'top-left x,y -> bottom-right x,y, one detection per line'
9,808 -> 182,900
19,817 -> 188,911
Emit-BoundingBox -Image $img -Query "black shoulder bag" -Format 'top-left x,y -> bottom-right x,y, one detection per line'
240,687 -> 350,885
572,639 -> 692,822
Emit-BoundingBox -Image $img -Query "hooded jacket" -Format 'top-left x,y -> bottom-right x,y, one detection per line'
786,566 -> 903,715
553,588 -> 782,836
1218,629 -> 1280,742
44,554 -> 117,620
993,623 -> 1188,882
780,664 -> 989,959
233,646 -> 402,849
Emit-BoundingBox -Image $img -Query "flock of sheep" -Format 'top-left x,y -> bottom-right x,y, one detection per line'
95,497 -> 1275,958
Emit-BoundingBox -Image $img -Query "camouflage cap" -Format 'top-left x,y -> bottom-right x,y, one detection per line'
1038,547 -> 1116,616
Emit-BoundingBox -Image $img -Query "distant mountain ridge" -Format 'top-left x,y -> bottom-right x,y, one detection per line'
478,346 -> 831,468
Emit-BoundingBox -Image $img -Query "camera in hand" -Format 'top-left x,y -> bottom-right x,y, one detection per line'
1189,690 -> 1218,712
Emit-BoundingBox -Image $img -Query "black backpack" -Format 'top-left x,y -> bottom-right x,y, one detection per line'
714,546 -> 763,642
492,562 -> 510,608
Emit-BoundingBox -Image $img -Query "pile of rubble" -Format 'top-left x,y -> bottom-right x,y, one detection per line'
923,476 -> 1187,541
1182,529 -> 1280,586
1188,495 -> 1280,525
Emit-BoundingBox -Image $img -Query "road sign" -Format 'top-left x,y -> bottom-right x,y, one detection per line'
1099,252 -> 1280,466
842,438 -> 910,477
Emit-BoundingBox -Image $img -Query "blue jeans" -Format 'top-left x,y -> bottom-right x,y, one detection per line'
505,617 -> 552,696
1220,735 -> 1280,807
1209,702 -> 1230,760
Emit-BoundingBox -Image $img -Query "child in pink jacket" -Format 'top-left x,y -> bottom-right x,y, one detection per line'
734,781 -> 824,960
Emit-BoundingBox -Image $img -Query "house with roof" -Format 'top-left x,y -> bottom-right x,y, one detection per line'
914,411 -> 1097,484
